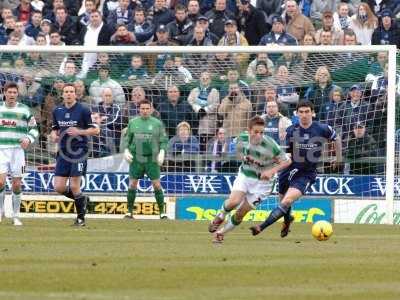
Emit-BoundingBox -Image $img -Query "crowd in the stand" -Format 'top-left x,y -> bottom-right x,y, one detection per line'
0,0 -> 399,175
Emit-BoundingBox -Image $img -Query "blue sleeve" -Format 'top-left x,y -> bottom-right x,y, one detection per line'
52,109 -> 59,130
285,127 -> 293,152
322,124 -> 337,141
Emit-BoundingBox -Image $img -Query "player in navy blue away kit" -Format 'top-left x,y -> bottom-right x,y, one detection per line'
250,100 -> 342,237
50,84 -> 100,226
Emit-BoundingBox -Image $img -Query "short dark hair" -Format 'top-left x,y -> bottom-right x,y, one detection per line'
175,4 -> 187,12
138,99 -> 152,107
248,115 -> 265,129
4,82 -> 18,92
296,100 -> 314,111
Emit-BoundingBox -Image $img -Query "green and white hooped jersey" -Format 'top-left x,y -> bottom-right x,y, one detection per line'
0,102 -> 38,148
237,131 -> 288,179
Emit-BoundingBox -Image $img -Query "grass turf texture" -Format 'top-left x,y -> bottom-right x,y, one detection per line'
0,219 -> 399,300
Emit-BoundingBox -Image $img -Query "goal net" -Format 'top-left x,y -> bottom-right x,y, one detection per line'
0,45 -> 397,223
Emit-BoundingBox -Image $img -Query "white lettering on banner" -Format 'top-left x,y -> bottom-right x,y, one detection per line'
84,174 -> 101,191
99,175 -> 113,192
186,175 -> 219,193
310,177 -> 354,195
115,174 -> 129,191
223,175 -> 235,191
371,177 -> 400,196
137,178 -> 154,192
38,173 -> 54,190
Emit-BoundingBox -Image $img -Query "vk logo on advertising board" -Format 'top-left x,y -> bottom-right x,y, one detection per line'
175,197 -> 332,222
13,172 -> 398,197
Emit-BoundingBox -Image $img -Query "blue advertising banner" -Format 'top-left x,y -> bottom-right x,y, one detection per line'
175,197 -> 332,222
17,171 -> 394,197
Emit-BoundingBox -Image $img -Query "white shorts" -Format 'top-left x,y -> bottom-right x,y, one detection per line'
0,148 -> 26,177
232,172 -> 274,209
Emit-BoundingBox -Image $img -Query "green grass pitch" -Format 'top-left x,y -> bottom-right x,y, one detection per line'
0,219 -> 399,300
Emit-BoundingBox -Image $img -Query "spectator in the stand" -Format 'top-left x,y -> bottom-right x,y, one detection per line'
120,55 -> 149,81
305,66 -> 338,118
218,19 -> 249,72
106,0 -> 134,31
148,25 -> 178,73
147,0 -> 174,32
122,86 -> 159,127
158,85 -> 194,138
128,6 -> 154,44
371,9 -> 400,47
218,83 -> 252,138
77,0 -> 96,32
206,127 -> 235,173
317,29 -> 334,45
364,0 -> 392,16
255,85 -> 289,118
194,15 -> 219,44
167,121 -> 200,172
219,68 -> 250,99
17,72 -> 44,134
207,52 -> 236,80
275,65 -> 299,109
237,0 -> 268,45
261,99 -> 292,145
247,53 -> 274,81
371,62 -> 400,96
152,55 -> 190,88
25,10 -> 43,39
275,52 -> 304,78
89,65 -> 126,105
259,16 -> 297,62
188,71 -> 220,151
187,0 -> 201,23
255,0 -> 282,23
59,60 -> 78,82
205,0 -> 235,40
92,87 -> 123,151
349,2 -> 378,45
74,79 -> 94,105
91,111 -> 115,157
338,84 -> 373,138
366,51 -> 387,82
333,2 -> 352,31
13,21 -> 36,45
79,10 -> 113,78
315,10 -> 344,45
166,4 -> 194,45
39,18 -> 51,44
86,52 -> 122,83
110,23 -> 137,45
186,24 -> 214,72
173,56 -> 193,82
52,6 -> 78,45
320,86 -> 345,128
284,0 -> 315,42
310,0 -> 336,26
345,121 -> 377,175
13,0 -> 34,25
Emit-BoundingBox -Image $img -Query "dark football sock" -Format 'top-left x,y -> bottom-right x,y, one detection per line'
259,204 -> 289,231
74,194 -> 86,220
127,189 -> 137,214
154,189 -> 164,215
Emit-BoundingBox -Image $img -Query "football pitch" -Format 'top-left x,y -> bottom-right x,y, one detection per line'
0,219 -> 399,300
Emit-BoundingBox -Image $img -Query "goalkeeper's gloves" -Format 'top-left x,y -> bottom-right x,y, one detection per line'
157,149 -> 165,166
124,149 -> 133,163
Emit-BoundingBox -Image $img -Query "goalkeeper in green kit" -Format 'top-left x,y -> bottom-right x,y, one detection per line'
123,99 -> 168,219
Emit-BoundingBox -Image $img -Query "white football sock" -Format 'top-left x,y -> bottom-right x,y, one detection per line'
12,192 -> 21,218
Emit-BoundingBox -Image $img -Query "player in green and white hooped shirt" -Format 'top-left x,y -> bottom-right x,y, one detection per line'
0,82 -> 38,226
208,116 -> 291,243
123,99 -> 169,219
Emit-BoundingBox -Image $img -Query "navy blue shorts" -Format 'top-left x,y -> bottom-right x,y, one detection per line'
55,150 -> 88,177
278,168 -> 316,195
